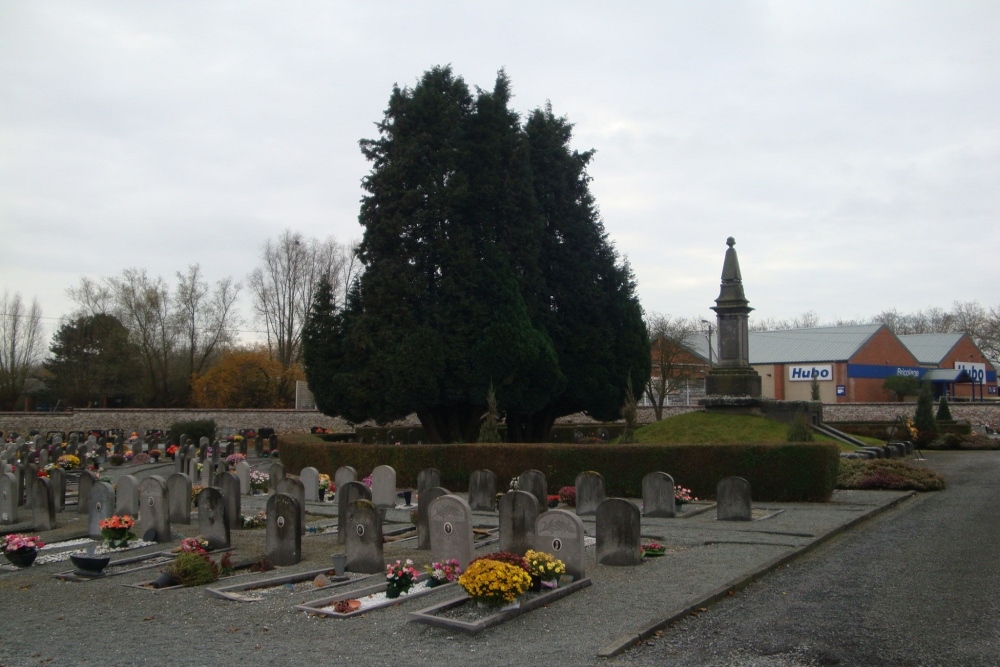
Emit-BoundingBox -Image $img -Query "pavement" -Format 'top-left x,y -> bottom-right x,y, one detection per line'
1,459 -> 917,664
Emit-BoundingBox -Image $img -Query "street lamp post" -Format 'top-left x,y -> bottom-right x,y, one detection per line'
701,319 -> 714,367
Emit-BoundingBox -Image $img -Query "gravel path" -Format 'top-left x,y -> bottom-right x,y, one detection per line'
611,450 -> 1000,667
0,460 -> 918,667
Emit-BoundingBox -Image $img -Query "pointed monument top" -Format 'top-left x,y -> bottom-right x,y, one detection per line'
713,236 -> 751,311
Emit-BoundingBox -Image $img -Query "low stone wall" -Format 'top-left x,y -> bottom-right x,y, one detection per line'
0,409 -> 355,436
1,402 -> 995,437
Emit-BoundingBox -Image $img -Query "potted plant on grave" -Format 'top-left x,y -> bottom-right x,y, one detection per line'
674,486 -> 697,507
165,444 -> 179,460
458,558 -> 532,608
158,549 -> 219,588
426,559 -> 462,587
318,474 -> 332,501
384,559 -> 420,599
57,454 -> 81,470
100,515 -> 137,549
248,470 -> 268,495
640,542 -> 667,557
558,486 -> 576,507
225,453 -> 246,466
148,449 -> 162,463
523,550 -> 566,590
2,534 -> 45,568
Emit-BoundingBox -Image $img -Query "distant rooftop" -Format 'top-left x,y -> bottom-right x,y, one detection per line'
748,324 -> 884,364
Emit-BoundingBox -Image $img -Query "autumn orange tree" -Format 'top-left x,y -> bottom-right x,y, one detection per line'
191,348 -> 301,409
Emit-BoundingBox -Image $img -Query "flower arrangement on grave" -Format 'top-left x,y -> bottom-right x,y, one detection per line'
426,559 -> 462,587
85,450 -> 100,468
100,515 -> 136,549
165,550 -> 220,586
123,451 -> 134,462
3,533 -> 45,555
674,486 -> 697,506
458,558 -> 532,607
132,452 -> 151,465
318,474 -> 332,500
191,485 -> 205,504
148,449 -> 162,461
166,444 -> 178,459
523,549 -> 566,587
36,467 -> 49,478
546,494 -> 560,508
385,559 -> 420,599
469,551 -> 530,573
249,470 -> 268,494
640,542 -> 667,557
241,510 -> 267,529
179,537 -> 209,554
225,453 -> 246,466
558,485 -> 576,507
57,454 -> 81,469
361,474 -> 373,488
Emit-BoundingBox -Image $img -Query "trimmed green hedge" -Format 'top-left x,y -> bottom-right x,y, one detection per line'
279,440 -> 840,502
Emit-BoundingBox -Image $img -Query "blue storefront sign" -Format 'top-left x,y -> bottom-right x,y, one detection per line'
847,364 -> 925,380
836,385 -> 846,396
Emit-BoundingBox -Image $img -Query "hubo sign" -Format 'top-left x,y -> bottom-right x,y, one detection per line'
955,362 -> 987,384
789,365 -> 833,382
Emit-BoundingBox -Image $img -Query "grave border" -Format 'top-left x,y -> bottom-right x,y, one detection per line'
205,567 -> 356,602
407,577 -> 592,634
295,573 -> 449,618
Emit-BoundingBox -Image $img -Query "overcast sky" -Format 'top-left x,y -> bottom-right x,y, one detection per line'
2,1 -> 998,346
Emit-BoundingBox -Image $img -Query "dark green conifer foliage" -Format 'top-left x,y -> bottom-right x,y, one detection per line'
935,396 -> 953,421
913,381 -> 939,445
303,67 -> 649,443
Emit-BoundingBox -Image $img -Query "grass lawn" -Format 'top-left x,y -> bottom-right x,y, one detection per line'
634,411 -> 857,449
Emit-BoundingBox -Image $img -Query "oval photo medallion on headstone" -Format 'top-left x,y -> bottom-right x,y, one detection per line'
552,538 -> 562,551
96,502 -> 102,511
356,525 -> 365,537
444,522 -> 453,535
277,516 -> 285,528
148,497 -> 154,506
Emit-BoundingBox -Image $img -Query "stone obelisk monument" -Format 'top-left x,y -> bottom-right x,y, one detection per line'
704,237 -> 762,397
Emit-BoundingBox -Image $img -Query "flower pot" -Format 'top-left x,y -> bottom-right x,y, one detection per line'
529,575 -> 542,592
331,554 -> 347,574
385,583 -> 402,599
318,488 -> 326,501
150,456 -> 159,463
5,548 -> 38,568
70,553 -> 111,577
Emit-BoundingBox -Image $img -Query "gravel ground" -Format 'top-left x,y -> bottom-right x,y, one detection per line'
0,461 -> 912,667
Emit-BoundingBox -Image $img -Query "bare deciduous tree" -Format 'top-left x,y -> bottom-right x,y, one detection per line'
174,264 -> 242,390
0,292 -> 44,410
644,314 -> 706,420
248,230 -> 357,373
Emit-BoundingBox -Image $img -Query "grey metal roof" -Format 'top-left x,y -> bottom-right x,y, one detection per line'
897,333 -> 964,365
747,324 -> 884,364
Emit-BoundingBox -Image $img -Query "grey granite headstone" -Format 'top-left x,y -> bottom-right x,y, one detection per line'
518,469 -> 548,511
499,490 -> 538,556
219,472 -> 242,530
417,485 -> 449,550
337,481 -> 371,545
345,499 -> 384,574
535,509 -> 586,581
200,458 -> 213,487
87,482 -> 115,538
430,494 -> 474,569
265,493 -> 301,566
0,472 -> 18,524
196,487 -> 230,550
371,464 -> 396,509
23,464 -> 37,507
186,450 -> 199,481
575,471 -> 606,516
32,477 -> 56,530
115,474 -> 140,517
235,461 -> 251,495
38,448 -> 49,468
77,470 -> 98,515
642,472 -> 676,518
276,476 -> 306,535
300,467 -> 319,502
596,498 -> 641,566
417,468 -> 440,493
137,476 -> 170,542
468,469 -> 497,512
167,472 -> 192,524
717,476 -> 752,521
268,462 -> 285,495
48,466 -> 67,513
334,465 -> 356,493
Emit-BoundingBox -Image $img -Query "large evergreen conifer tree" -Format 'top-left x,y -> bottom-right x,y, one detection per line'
303,67 -> 649,443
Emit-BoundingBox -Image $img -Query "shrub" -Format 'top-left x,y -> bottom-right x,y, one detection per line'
913,382 -> 938,445
786,412 -> 814,442
169,420 -> 217,446
458,559 -> 532,606
469,551 -> 529,573
109,454 -> 125,466
131,453 -> 151,465
837,459 -> 945,492
935,397 -> 953,421
167,551 -> 220,586
558,485 -> 576,507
